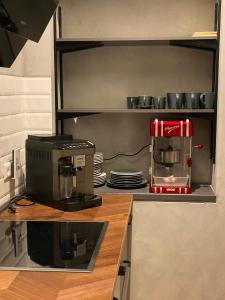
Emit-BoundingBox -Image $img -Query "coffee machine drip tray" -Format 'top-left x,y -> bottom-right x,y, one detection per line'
0,220 -> 108,273
38,193 -> 102,212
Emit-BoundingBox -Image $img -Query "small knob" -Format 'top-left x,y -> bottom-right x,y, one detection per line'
197,144 -> 203,150
193,144 -> 203,150
61,240 -> 74,260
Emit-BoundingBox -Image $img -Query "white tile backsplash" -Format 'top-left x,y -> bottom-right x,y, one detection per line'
0,76 -> 51,95
0,185 -> 25,211
0,168 -> 25,199
0,96 -> 24,116
26,113 -> 52,131
0,76 -> 24,96
0,130 -> 26,159
24,95 -> 52,113
0,114 -> 26,137
0,132 -> 26,157
0,75 -> 52,209
23,77 -> 52,95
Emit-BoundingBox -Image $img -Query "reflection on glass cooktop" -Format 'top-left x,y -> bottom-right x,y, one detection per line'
0,220 -> 108,272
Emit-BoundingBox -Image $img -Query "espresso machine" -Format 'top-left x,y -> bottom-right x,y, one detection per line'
26,135 -> 102,211
150,119 -> 203,194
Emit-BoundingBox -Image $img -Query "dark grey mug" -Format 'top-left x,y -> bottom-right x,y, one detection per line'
167,93 -> 184,109
127,97 -> 139,109
138,95 -> 154,108
200,92 -> 215,109
184,93 -> 201,109
153,96 -> 166,109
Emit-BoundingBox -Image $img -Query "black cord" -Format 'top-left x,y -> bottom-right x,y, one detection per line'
104,143 -> 151,161
8,194 -> 36,213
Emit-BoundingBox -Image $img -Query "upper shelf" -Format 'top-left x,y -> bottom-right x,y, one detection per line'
56,34 -> 218,53
57,108 -> 215,119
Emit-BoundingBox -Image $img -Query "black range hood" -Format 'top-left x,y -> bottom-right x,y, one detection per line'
0,28 -> 27,67
0,0 -> 59,68
0,0 -> 59,42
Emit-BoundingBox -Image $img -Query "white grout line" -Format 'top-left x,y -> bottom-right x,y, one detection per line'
0,112 -> 25,117
23,110 -> 52,113
26,112 -> 52,116
0,129 -> 26,138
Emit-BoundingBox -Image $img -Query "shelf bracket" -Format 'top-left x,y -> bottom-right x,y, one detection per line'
57,112 -> 100,119
56,42 -> 104,53
170,40 -> 217,51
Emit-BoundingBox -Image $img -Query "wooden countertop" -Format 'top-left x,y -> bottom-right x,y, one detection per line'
0,194 -> 132,300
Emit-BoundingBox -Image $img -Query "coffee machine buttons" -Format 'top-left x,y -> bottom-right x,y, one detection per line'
60,142 -> 94,150
74,155 -> 86,168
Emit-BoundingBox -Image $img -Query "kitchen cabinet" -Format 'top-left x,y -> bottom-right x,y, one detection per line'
53,0 -> 220,201
130,199 -> 225,300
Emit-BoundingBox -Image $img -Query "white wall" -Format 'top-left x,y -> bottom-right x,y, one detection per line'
61,0 -> 214,38
0,23 -> 53,209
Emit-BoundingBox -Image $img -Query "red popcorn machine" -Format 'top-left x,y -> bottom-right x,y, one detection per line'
150,119 -> 203,194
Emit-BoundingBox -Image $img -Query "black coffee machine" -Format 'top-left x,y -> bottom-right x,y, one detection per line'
26,135 -> 102,211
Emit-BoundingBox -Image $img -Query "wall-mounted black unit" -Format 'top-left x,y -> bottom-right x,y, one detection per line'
0,28 -> 27,67
0,0 -> 59,42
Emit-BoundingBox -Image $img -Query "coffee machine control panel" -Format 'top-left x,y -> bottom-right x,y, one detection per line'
56,141 -> 94,150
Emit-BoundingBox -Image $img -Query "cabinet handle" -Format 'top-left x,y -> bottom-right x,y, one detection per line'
128,214 -> 132,225
119,261 -> 130,300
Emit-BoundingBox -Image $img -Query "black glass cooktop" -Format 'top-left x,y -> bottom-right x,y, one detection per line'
0,220 -> 108,272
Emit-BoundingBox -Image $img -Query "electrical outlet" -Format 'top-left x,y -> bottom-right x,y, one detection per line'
12,149 -> 21,180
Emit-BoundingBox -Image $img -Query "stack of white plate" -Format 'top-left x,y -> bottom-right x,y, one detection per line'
93,152 -> 106,187
107,169 -> 147,189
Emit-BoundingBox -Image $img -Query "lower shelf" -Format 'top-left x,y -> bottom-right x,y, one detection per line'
58,108 -> 215,119
95,184 -> 216,203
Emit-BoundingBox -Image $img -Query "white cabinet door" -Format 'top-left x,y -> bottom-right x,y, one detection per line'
130,201 -> 225,300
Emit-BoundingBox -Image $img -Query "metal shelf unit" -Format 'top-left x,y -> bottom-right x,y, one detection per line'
53,1 -> 221,192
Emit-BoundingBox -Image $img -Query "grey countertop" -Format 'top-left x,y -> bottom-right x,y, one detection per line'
95,184 -> 216,203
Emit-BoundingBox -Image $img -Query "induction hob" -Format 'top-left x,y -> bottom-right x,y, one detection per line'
0,220 -> 108,272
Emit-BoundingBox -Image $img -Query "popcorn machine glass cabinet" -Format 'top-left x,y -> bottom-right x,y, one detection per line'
150,120 -> 193,194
